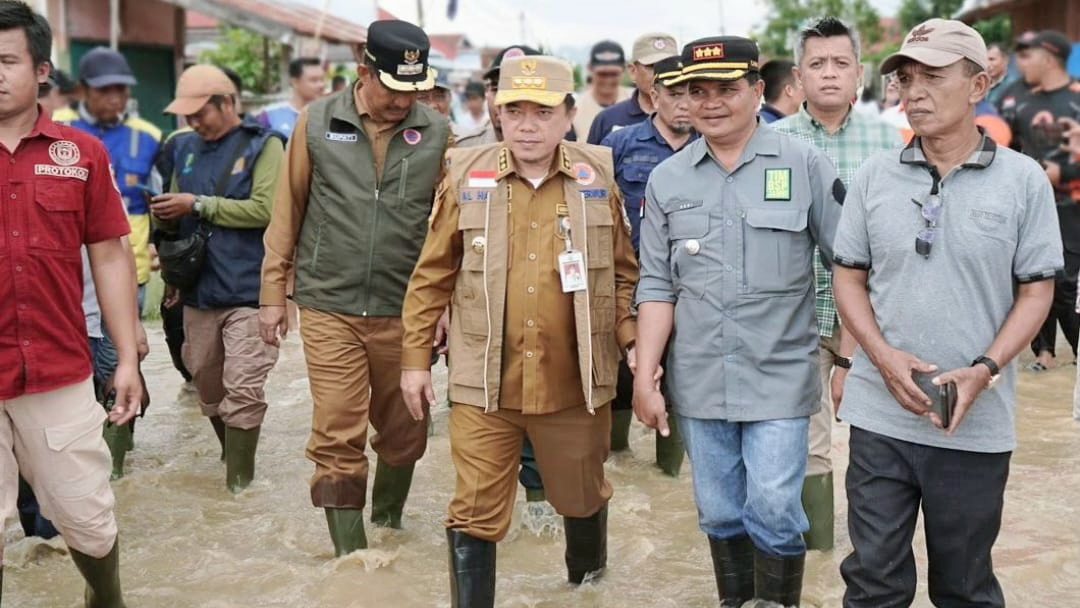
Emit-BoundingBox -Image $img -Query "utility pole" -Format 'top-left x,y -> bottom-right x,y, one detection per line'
519,11 -> 526,47
719,0 -> 726,36
417,0 -> 425,28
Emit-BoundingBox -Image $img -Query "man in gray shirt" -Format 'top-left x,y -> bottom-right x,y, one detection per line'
833,20 -> 1060,608
633,36 -> 842,607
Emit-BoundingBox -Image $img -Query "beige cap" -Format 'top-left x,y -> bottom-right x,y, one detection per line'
495,56 -> 575,107
880,18 -> 988,75
163,64 -> 237,116
631,33 -> 678,65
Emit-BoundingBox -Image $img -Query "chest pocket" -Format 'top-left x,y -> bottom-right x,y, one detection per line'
667,203 -> 709,300
30,180 -> 85,252
740,207 -> 810,296
455,202 -> 488,337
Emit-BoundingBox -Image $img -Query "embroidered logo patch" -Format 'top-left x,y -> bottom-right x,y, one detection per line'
35,164 -> 88,181
403,128 -> 422,145
573,162 -> 595,186
764,168 -> 792,201
49,140 -> 80,166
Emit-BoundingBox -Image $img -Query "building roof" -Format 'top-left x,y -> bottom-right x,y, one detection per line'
167,0 -> 367,44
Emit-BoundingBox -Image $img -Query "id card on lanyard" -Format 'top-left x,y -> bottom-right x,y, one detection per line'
558,216 -> 586,293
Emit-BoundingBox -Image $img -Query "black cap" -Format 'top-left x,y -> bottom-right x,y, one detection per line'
1015,30 -> 1072,61
78,47 -> 136,88
464,81 -> 485,97
653,56 -> 684,86
673,36 -> 759,83
48,68 -> 77,94
363,20 -> 434,91
590,40 -> 625,69
483,45 -> 541,82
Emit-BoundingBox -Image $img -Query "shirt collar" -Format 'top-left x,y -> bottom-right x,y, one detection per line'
690,122 -> 781,168
76,101 -> 126,128
628,89 -> 647,119
495,143 -> 577,181
29,104 -> 63,140
799,102 -> 854,133
900,127 -> 996,170
634,115 -> 667,144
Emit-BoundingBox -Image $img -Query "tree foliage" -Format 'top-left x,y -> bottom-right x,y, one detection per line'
200,26 -> 283,95
757,0 -> 882,59
897,0 -> 964,31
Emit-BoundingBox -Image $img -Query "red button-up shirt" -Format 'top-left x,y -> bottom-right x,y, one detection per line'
0,107 -> 130,400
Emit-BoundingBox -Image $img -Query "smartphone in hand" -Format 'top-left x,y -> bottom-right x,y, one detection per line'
132,183 -> 161,202
912,372 -> 957,429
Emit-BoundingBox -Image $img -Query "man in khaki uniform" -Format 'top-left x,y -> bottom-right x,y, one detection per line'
401,56 -> 638,607
259,20 -> 452,557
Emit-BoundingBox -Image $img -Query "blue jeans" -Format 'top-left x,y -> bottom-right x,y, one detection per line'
678,415 -> 810,556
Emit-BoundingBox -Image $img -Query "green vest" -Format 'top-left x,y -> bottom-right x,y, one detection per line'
294,90 -> 450,317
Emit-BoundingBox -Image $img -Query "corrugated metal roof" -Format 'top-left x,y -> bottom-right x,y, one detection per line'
165,0 -> 367,44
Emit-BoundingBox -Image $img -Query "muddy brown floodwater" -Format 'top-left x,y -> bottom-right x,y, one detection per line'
4,328 -> 1080,607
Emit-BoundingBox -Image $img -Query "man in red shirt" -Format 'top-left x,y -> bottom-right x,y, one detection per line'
0,3 -> 142,605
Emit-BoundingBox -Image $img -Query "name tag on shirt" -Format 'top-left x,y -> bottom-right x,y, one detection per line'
460,189 -> 490,203
764,168 -> 792,201
325,131 -> 358,143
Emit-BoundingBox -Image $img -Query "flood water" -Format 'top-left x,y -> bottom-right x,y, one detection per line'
4,328 -> 1080,607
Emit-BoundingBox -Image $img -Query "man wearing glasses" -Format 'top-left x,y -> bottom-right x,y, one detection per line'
832,20 -> 1061,607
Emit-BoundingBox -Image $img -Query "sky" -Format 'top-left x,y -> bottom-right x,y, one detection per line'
306,0 -> 905,61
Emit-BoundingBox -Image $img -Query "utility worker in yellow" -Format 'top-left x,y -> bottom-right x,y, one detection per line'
401,55 -> 639,607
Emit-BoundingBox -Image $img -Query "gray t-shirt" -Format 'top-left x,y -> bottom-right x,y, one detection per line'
82,247 -> 103,339
833,134 -> 1064,452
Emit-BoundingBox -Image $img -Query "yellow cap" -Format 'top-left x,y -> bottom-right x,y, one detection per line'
495,56 -> 575,107
164,64 -> 237,115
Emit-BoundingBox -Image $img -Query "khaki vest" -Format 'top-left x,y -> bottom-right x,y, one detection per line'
444,143 -> 622,412
294,90 -> 450,317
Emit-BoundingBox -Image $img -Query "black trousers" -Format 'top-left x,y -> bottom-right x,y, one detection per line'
841,427 -> 1010,608
161,299 -> 192,382
1031,251 -> 1080,358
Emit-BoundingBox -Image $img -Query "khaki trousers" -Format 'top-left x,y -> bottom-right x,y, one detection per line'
0,378 -> 118,558
808,331 -> 840,476
447,402 -> 613,542
300,308 -> 428,509
182,306 -> 279,430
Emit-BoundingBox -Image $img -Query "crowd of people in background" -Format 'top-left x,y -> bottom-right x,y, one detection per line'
2,0 -> 1080,604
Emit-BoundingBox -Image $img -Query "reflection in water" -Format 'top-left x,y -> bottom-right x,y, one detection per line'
4,329 -> 1079,606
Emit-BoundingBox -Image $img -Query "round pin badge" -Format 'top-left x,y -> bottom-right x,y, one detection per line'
403,128 -> 422,145
686,239 -> 701,255
471,236 -> 486,254
573,162 -> 596,186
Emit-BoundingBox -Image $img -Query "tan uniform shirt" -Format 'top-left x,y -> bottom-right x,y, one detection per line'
572,85 -> 632,141
402,154 -> 637,415
260,85 -> 451,306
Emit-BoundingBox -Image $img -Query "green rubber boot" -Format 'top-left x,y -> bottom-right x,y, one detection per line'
610,409 -> 633,452
655,418 -> 685,478
801,472 -> 835,552
70,540 -> 126,608
224,426 -> 261,494
524,488 -> 546,502
102,423 -> 133,481
325,508 -> 368,556
370,459 -> 415,529
209,416 -> 226,462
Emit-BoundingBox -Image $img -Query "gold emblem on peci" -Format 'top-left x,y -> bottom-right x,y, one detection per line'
403,49 -> 421,64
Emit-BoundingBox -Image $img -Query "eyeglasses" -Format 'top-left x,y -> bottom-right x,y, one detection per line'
912,192 -> 943,257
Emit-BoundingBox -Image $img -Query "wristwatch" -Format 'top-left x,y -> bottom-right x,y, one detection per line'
192,196 -> 205,218
972,356 -> 1001,387
834,355 -> 853,369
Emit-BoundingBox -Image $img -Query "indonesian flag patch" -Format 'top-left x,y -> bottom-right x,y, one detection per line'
468,171 -> 497,188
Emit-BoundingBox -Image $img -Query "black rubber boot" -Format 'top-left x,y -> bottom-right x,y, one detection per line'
754,547 -> 805,607
224,426 -> 260,493
564,505 -> 607,584
708,534 -> 755,607
610,409 -> 633,452
801,472 -> 835,551
654,418 -> 685,478
325,508 -> 368,556
370,459 -> 415,529
102,423 -> 133,480
209,416 -> 226,462
69,540 -> 126,608
447,529 -> 496,608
